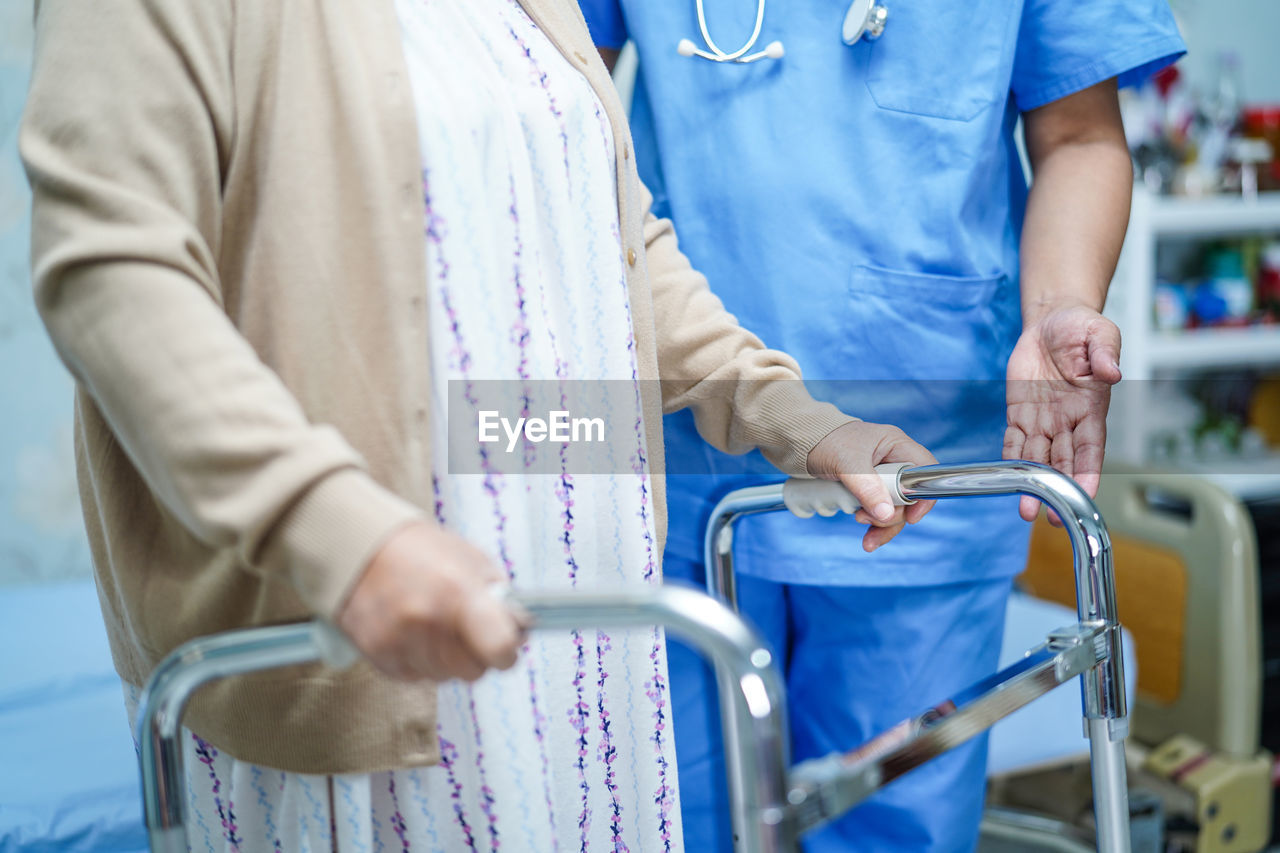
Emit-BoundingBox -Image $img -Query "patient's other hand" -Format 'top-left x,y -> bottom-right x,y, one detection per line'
336,522 -> 526,682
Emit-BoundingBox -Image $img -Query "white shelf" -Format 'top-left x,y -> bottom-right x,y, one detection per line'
1146,326 -> 1280,369
1159,454 -> 1280,502
1109,190 -> 1280,499
1148,191 -> 1280,237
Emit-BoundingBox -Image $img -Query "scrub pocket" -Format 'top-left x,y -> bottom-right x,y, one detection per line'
846,264 -> 1014,378
863,0 -> 1018,121
844,264 -> 1017,457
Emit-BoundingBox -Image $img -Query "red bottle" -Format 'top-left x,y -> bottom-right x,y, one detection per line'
1259,242 -> 1280,322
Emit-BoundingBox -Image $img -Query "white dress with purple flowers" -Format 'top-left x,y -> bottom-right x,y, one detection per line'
122,0 -> 683,850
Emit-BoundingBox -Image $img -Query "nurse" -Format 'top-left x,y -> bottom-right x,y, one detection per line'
578,1 -> 1185,851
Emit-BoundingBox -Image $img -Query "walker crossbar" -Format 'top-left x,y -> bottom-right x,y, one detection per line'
704,460 -> 1131,853
136,586 -> 797,853
786,623 -> 1104,835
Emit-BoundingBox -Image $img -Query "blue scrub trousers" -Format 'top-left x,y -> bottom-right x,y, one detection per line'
665,554 -> 1013,853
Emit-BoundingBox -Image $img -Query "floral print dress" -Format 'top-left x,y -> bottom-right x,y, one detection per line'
123,0 -> 683,850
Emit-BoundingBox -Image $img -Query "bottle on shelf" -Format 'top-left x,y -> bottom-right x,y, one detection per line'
1259,242 -> 1280,321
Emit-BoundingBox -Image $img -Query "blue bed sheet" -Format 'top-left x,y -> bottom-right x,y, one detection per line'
0,579 -> 148,853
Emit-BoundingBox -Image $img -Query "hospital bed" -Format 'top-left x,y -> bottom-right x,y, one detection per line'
0,579 -> 148,853
1014,464 -> 1273,852
135,460 -> 1135,853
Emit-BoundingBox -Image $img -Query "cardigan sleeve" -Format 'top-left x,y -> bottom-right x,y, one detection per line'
638,183 -> 856,477
21,0 -> 423,618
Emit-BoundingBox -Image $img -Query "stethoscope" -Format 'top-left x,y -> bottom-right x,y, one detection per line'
676,0 -> 889,63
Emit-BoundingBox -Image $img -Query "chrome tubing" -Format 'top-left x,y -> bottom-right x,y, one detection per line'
138,586 -> 794,853
787,623 -> 1103,835
894,462 -> 1125,730
704,483 -> 790,610
705,461 -> 1125,727
701,484 -> 799,849
515,588 -> 794,853
898,462 -> 1131,853
703,460 -> 1130,852
136,622 -> 332,853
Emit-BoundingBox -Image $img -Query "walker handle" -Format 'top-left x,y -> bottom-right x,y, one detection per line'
312,620 -> 361,670
782,462 -> 915,518
139,585 -> 794,853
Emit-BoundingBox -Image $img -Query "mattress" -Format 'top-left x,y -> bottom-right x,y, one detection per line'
0,579 -> 147,853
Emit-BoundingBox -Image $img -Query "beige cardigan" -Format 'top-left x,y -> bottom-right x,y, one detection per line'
21,0 -> 851,774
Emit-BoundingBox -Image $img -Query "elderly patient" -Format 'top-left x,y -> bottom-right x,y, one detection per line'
21,0 -> 934,848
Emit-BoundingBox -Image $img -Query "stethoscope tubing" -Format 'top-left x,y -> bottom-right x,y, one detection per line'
681,0 -> 886,63
694,0 -> 768,61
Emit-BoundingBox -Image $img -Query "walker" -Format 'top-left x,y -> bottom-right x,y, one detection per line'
136,460 -> 1131,853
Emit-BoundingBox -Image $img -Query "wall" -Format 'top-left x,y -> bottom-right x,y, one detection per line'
1169,0 -> 1280,104
0,6 -> 90,586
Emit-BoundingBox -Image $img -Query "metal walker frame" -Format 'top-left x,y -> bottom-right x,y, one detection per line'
704,460 -> 1130,852
136,460 -> 1129,852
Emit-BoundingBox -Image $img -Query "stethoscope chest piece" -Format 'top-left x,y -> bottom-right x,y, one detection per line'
842,0 -> 889,45
678,0 -> 887,63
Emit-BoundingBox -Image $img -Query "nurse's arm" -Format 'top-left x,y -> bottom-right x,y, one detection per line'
597,48 -> 620,72
1004,78 -> 1129,521
1020,78 -> 1131,324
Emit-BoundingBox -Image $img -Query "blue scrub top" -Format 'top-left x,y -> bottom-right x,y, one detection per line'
581,0 -> 1185,586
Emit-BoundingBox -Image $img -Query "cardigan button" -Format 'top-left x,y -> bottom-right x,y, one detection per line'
623,143 -> 630,161
574,50 -> 589,65
407,722 -> 433,754
626,248 -> 637,267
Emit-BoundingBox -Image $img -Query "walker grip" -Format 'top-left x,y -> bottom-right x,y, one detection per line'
782,462 -> 913,518
312,620 -> 361,670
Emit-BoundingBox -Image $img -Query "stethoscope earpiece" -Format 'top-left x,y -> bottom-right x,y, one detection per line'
679,0 -> 885,64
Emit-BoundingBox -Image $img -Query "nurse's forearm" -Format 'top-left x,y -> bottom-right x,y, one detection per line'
1019,80 -> 1131,326
598,48 -> 620,72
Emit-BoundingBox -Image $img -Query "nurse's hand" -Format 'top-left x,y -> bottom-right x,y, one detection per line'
806,421 -> 938,552
336,521 -> 527,682
1004,304 -> 1122,522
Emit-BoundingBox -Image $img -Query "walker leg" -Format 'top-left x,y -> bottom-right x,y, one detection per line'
1088,719 -> 1131,853
715,661 -> 755,853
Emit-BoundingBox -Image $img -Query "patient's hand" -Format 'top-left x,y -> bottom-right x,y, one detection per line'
336,521 -> 526,682
806,421 -> 937,552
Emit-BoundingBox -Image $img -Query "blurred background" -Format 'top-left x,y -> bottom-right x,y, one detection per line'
0,0 -> 88,590
1,1 -> 1278,851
